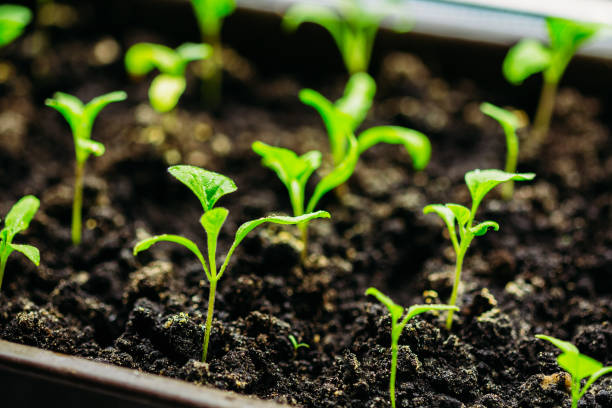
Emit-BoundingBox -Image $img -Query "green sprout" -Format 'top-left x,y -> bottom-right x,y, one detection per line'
283,0 -> 411,74
125,42 -> 212,113
133,165 -> 329,362
423,169 -> 535,330
190,0 -> 235,108
0,4 -> 32,47
480,102 -> 524,200
366,287 -> 458,408
536,334 -> 612,408
288,334 -> 310,358
503,17 -> 601,142
0,195 -> 40,291
46,91 -> 127,245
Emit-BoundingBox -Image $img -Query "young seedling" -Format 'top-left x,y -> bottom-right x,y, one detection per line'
0,4 -> 32,47
189,0 -> 235,108
133,165 -> 329,362
125,42 -> 212,113
536,334 -> 612,408
283,0 -> 411,74
366,287 -> 458,408
480,102 -> 524,200
46,91 -> 127,245
423,169 -> 535,330
503,17 -> 601,143
0,195 -> 40,291
288,334 -> 310,358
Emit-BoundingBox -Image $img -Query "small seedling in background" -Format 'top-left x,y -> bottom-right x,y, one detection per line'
133,165 -> 329,362
189,0 -> 235,108
0,195 -> 40,290
480,102 -> 524,200
283,0 -> 411,74
536,334 -> 612,408
424,169 -> 535,330
125,42 -> 212,113
0,4 -> 32,47
366,287 -> 458,408
46,91 -> 127,245
503,17 -> 601,143
288,334 -> 310,358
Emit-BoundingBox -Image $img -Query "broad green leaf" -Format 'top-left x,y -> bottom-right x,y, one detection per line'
446,204 -> 470,228
0,4 -> 32,47
168,165 -> 237,212
547,17 -> 600,54
557,352 -> 602,381
283,3 -> 343,47
465,169 -> 535,205
336,72 -> 376,130
149,74 -> 186,113
404,304 -> 459,322
125,43 -> 183,76
83,91 -> 127,128
4,195 -> 39,237
191,0 -> 235,21
357,126 -> 431,170
252,142 -> 321,189
9,243 -> 39,266
218,211 -> 330,279
176,42 -> 213,62
76,139 -> 105,157
536,334 -> 579,354
423,204 -> 456,234
365,287 -> 404,323
503,39 -> 551,85
480,102 -> 522,131
46,92 -> 85,136
200,207 -> 228,244
470,221 -> 499,236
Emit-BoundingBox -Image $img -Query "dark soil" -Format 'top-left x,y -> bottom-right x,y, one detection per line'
1,2 -> 611,407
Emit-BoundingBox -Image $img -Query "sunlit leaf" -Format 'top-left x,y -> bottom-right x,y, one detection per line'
503,39 -> 551,85
168,165 -> 237,212
9,243 -> 39,266
4,195 -> 39,236
358,126 -> 431,170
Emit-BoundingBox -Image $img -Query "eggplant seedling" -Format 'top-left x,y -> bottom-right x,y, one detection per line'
283,0 -> 411,74
424,169 -> 535,330
133,165 -> 329,362
503,17 -> 601,142
189,0 -> 235,108
288,335 -> 309,358
536,334 -> 612,408
480,102 -> 524,200
0,195 -> 40,291
46,91 -> 127,245
125,42 -> 212,113
366,287 -> 458,408
0,4 -> 31,47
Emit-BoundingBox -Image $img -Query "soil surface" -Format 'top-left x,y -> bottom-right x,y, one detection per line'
1,3 -> 611,408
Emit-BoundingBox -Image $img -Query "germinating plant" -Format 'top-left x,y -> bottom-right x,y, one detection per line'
288,334 -> 309,358
366,287 -> 458,408
283,0 -> 411,74
0,195 -> 40,291
133,165 -> 329,362
480,102 -> 524,200
0,4 -> 31,47
503,17 -> 601,142
424,169 -> 535,330
46,91 -> 127,245
536,334 -> 612,408
125,42 -> 212,112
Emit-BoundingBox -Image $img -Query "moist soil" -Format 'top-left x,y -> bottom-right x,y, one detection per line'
1,3 -> 612,408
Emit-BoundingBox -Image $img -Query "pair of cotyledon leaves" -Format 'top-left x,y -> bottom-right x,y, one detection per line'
0,4 -> 31,47
1,196 -> 40,268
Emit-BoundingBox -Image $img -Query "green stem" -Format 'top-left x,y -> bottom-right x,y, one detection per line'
501,127 -> 519,200
201,32 -> 223,110
72,160 -> 85,245
202,278 -> 217,362
390,340 -> 398,408
0,249 -> 8,291
446,247 -> 465,330
532,79 -> 558,144
571,378 -> 579,408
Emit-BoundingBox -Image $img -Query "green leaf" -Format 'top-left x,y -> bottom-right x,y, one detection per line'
446,204 -> 470,228
9,243 -> 39,266
252,142 -> 321,189
404,304 -> 459,322
282,3 -> 343,47
580,367 -> 612,400
557,352 -> 602,381
218,211 -> 330,279
76,138 -> 105,157
168,165 -> 237,212
480,102 -> 522,131
423,204 -> 456,233
536,334 -> 579,354
335,72 -> 376,130
465,169 -> 535,206
125,43 -> 183,76
365,287 -> 404,323
357,126 -> 431,170
45,92 -> 85,136
0,5 -> 32,47
4,195 -> 39,237
83,91 -> 127,127
176,42 -> 213,62
547,17 -> 600,54
148,74 -> 186,113
503,39 -> 551,85
191,0 -> 235,21
470,221 -> 499,236
200,207 -> 228,244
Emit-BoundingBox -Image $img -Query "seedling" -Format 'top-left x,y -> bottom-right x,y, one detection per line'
189,0 -> 235,108
480,102 -> 524,200
366,287 -> 458,408
288,334 -> 310,358
46,91 -> 127,245
283,0 -> 411,74
424,169 -> 535,330
125,42 -> 212,112
0,195 -> 40,291
536,334 -> 612,408
503,17 -> 601,142
0,4 -> 32,47
133,165 -> 329,362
